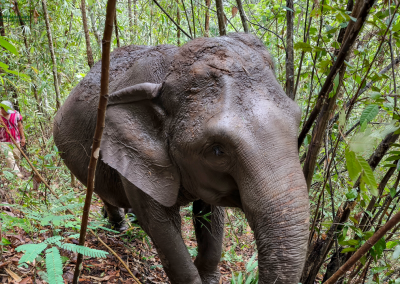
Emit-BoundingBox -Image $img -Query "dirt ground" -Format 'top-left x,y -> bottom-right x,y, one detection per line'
0,173 -> 257,284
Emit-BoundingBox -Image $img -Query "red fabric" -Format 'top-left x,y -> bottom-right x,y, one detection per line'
0,111 -> 23,143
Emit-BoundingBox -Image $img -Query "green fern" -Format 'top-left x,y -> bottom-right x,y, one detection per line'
16,243 -> 48,264
44,236 -> 63,244
51,203 -> 83,213
41,214 -> 74,226
60,243 -> 108,258
45,247 -> 64,284
88,225 -> 120,233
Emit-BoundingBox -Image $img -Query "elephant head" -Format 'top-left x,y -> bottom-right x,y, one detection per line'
100,33 -> 309,284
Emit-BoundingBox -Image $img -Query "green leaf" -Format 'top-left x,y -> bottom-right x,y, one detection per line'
347,239 -> 360,246
345,149 -> 362,182
294,42 -> 313,52
59,243 -> 108,258
393,245 -> 400,259
341,247 -> 357,253
346,188 -> 358,200
360,104 -> 379,125
0,37 -> 19,56
45,247 -> 64,284
17,243 -> 48,264
390,187 -> 397,198
357,155 -> 378,196
0,61 -> 9,71
246,253 -> 257,272
371,237 -> 386,260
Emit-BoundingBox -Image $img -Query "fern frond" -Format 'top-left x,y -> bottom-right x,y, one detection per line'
51,203 -> 83,213
16,243 -> 48,264
41,215 -> 74,226
67,233 -> 80,239
45,247 -> 64,284
60,243 -> 108,258
44,236 -> 63,244
88,225 -> 120,233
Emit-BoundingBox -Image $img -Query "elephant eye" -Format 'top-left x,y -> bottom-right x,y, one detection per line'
212,145 -> 224,156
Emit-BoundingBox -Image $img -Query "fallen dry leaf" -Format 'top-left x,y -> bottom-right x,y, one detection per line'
5,267 -> 22,282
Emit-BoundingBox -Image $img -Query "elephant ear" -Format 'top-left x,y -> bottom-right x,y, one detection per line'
100,83 -> 180,207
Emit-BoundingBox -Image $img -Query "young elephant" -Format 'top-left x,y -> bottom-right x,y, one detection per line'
54,33 -> 309,284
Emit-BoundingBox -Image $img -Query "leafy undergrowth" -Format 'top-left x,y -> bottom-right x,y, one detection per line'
0,172 -> 258,284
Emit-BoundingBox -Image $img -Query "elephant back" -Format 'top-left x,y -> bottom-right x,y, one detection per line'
53,44 -> 178,207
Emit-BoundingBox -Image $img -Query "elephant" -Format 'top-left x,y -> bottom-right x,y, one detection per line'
53,33 -> 309,284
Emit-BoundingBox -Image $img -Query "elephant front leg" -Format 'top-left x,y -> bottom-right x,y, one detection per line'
102,199 -> 128,232
193,200 -> 224,284
121,177 -> 202,284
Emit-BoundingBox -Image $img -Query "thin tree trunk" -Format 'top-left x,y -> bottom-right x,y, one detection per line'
0,3 -> 5,36
177,3 -> 181,45
204,0 -> 211,36
285,0 -> 294,100
80,0 -> 94,68
216,0 -> 226,35
72,0 -> 117,282
114,11 -> 120,48
236,0 -> 249,33
134,0 -> 137,28
128,0 -> 133,42
191,0 -> 196,38
88,4 -> 102,48
42,0 -> 61,110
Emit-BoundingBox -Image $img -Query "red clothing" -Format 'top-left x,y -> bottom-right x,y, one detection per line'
0,111 -> 23,143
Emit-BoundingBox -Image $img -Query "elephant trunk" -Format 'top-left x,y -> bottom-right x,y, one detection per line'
239,151 -> 309,284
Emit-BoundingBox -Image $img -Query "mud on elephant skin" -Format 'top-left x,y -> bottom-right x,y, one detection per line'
53,33 -> 309,284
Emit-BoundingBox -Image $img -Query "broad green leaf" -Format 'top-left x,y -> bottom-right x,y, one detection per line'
341,247 -> 357,253
347,239 -> 359,246
0,37 -> 19,56
0,61 -> 9,70
357,155 -> 378,195
360,104 -> 379,125
371,237 -> 386,260
338,109 -> 346,127
391,187 -> 398,198
346,188 -> 358,200
345,149 -> 361,182
294,42 -> 313,52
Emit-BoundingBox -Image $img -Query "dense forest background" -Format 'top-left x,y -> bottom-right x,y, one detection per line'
1,0 -> 400,283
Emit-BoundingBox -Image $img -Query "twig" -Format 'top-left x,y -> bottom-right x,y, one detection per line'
153,0 -> 192,39
73,0 -> 117,282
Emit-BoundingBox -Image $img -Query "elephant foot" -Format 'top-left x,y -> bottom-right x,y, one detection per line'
199,270 -> 220,284
108,219 -> 129,232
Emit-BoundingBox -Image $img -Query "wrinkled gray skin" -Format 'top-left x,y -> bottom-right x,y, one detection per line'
54,33 -> 309,284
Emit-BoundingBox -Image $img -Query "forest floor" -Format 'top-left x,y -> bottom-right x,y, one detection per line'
0,172 -> 258,284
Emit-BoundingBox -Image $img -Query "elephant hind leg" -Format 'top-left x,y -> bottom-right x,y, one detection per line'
193,200 -> 224,284
102,200 -> 129,232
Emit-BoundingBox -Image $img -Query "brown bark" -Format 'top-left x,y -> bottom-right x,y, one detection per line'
114,11 -> 120,48
204,0 -> 211,36
215,0 -> 226,35
285,0 -> 294,100
72,0 -> 117,283
80,0 -> 94,68
42,0 -> 61,110
236,0 -> 248,33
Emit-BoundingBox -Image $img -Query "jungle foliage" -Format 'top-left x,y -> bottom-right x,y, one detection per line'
1,0 -> 400,283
